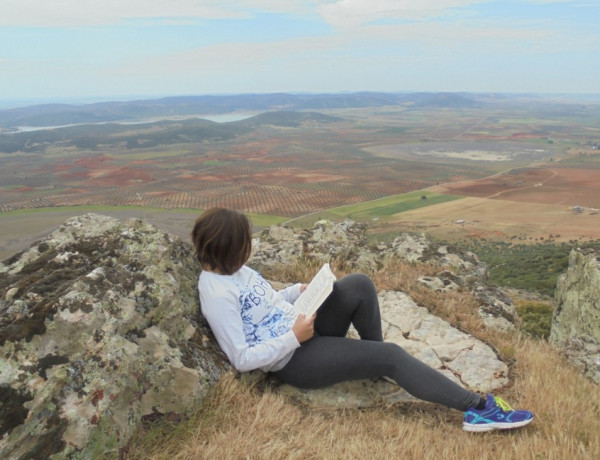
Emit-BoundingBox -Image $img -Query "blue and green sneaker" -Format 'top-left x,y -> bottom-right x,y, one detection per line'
463,394 -> 534,432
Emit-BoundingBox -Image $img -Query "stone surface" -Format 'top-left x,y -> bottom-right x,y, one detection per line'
1,215 -> 520,456
551,248 -> 600,383
0,214 -> 230,459
252,220 -> 517,332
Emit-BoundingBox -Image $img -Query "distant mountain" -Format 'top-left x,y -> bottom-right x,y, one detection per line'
240,111 -> 341,127
399,92 -> 480,108
0,92 -> 480,128
0,111 -> 340,153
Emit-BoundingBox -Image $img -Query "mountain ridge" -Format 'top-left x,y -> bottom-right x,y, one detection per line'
0,92 -> 480,128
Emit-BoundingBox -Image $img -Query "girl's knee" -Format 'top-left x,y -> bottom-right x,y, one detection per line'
339,273 -> 376,293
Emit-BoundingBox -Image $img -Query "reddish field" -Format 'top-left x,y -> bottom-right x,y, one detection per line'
431,168 -> 600,209
0,144 -> 432,216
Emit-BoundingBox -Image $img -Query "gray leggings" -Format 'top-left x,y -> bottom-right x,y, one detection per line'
273,274 -> 482,411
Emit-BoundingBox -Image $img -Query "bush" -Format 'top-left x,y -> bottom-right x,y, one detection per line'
516,301 -> 554,339
453,239 -> 600,296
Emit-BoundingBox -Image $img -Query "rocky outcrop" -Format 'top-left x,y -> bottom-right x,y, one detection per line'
550,248 -> 600,383
0,214 -> 230,459
1,214 -> 517,457
252,220 -> 517,331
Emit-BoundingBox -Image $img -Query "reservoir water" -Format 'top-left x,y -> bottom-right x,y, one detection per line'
4,113 -> 258,134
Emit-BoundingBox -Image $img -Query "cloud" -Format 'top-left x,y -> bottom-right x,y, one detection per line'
108,34 -> 346,77
0,0 -> 314,27
316,0 -> 488,28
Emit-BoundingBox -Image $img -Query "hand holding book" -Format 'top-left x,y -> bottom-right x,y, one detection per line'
292,313 -> 316,343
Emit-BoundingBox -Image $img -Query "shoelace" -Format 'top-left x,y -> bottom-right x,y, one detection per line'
493,396 -> 514,412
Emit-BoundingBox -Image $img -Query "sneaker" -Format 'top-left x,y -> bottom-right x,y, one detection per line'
463,394 -> 534,432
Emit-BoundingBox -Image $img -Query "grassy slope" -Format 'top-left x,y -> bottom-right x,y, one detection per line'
125,258 -> 600,459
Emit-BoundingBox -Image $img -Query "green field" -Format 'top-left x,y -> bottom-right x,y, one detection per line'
328,191 -> 462,220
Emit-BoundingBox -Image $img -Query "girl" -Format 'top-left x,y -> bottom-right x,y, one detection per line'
191,207 -> 533,432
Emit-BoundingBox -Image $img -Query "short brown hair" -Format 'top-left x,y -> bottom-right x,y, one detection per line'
191,208 -> 252,275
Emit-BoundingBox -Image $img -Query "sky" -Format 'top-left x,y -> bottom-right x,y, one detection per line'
0,0 -> 599,104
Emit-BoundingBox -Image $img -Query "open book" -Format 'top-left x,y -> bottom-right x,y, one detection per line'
293,263 -> 336,316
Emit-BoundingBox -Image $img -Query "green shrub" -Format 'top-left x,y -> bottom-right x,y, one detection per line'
453,239 -> 600,296
516,302 -> 554,339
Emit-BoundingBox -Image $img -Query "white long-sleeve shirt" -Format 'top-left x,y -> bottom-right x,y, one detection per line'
198,265 -> 303,372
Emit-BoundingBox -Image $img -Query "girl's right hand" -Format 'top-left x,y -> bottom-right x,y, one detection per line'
292,313 -> 316,343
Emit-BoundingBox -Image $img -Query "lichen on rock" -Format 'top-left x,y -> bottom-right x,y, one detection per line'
0,214 -> 230,459
1,214 -> 522,457
551,248 -> 600,383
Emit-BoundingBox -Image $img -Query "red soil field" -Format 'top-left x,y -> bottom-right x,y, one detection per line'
432,168 -> 600,208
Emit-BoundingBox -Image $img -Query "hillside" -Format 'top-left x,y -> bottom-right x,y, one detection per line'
2,214 -> 597,458
0,92 -> 482,128
0,111 -> 341,153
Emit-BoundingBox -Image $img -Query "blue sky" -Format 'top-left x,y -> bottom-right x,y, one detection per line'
1,0 -> 598,104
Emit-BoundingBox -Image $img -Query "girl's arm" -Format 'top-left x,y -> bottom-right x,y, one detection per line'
278,283 -> 303,304
201,293 -> 300,373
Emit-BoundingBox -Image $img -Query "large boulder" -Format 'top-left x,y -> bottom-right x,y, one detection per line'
550,248 -> 600,383
1,214 -> 519,457
0,214 -> 230,459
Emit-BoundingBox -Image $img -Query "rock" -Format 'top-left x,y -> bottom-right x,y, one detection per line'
474,284 -> 517,332
1,214 -> 520,455
252,219 -> 378,272
418,275 -> 459,292
252,220 -> 516,332
0,214 -> 230,459
550,248 -> 600,383
275,290 -> 508,408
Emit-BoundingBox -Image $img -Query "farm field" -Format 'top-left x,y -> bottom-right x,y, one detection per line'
379,196 -> 600,242
430,167 -> 600,208
0,124 -> 481,216
1,96 -> 600,258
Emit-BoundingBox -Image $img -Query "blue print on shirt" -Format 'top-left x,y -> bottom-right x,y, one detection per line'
238,272 -> 293,347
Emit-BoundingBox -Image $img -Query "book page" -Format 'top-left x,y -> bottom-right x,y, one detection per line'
294,263 -> 336,316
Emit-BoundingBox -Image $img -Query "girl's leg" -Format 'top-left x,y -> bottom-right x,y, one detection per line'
315,273 -> 383,341
273,336 -> 481,411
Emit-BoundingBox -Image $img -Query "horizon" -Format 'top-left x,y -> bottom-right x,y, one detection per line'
2,90 -> 600,112
1,1 -> 599,102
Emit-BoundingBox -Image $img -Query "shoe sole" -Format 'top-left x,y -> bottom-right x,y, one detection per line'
463,417 -> 534,432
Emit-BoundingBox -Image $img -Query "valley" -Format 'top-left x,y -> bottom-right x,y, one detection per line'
1,92 -> 599,260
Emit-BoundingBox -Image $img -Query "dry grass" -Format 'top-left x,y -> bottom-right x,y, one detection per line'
126,259 -> 600,459
127,341 -> 600,460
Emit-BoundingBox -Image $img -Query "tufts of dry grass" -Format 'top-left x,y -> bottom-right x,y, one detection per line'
127,340 -> 600,460
126,258 -> 600,460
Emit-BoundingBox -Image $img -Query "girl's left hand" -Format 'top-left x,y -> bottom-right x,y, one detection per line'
292,313 -> 316,343
300,284 -> 308,292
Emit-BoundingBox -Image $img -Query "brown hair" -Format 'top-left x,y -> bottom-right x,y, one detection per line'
191,208 -> 252,275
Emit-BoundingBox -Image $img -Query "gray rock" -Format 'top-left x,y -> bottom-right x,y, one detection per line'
253,220 -> 515,332
0,214 -> 230,459
0,214 -> 521,456
474,284 -> 517,332
418,275 -> 459,292
551,248 -> 600,383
